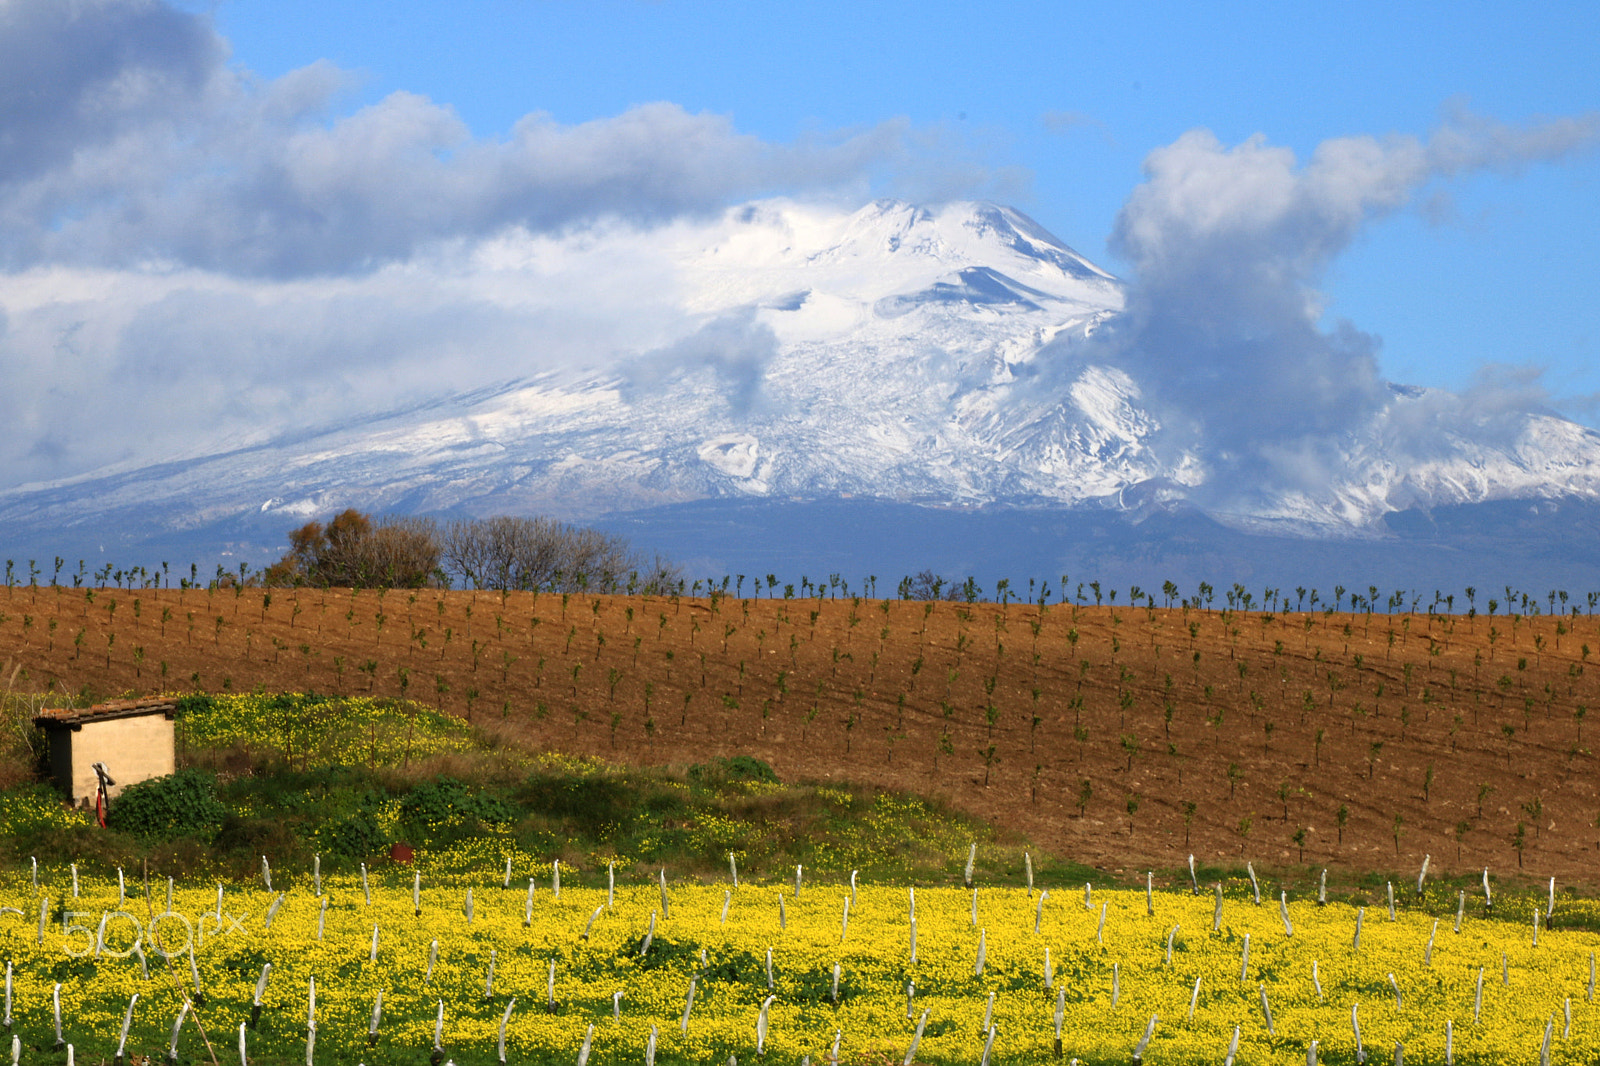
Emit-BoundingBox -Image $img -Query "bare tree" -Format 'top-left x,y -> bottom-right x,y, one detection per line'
440,516 -> 678,593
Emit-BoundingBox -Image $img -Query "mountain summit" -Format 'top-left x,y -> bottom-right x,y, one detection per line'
4,198 -> 1599,563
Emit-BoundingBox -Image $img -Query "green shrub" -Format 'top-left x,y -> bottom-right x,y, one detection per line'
687,755 -> 778,787
105,769 -> 226,843
398,777 -> 514,843
329,792 -> 389,858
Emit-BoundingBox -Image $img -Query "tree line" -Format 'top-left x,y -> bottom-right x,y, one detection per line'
262,510 -> 681,592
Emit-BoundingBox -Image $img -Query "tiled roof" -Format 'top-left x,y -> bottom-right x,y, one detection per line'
33,696 -> 179,728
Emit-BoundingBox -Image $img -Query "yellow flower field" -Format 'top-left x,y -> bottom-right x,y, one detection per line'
0,863 -> 1590,1064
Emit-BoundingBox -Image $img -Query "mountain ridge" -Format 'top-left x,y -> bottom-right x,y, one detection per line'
4,197 -> 1599,572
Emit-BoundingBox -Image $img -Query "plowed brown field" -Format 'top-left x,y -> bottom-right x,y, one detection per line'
4,584 -> 1597,886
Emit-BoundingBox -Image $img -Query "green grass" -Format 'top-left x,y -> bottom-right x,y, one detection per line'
0,692 -> 1040,889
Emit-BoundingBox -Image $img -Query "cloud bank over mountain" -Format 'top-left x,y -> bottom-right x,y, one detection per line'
1089,113 -> 1600,508
1,0 -> 1597,531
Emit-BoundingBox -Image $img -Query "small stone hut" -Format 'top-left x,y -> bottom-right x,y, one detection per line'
33,696 -> 178,804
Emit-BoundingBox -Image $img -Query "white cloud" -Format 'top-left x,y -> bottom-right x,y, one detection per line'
1092,110 -> 1600,500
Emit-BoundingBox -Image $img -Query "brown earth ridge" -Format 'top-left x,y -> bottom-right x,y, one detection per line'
2,584 -> 1597,887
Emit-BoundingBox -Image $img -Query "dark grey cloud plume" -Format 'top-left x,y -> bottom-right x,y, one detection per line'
621,312 -> 780,416
1093,110 -> 1600,498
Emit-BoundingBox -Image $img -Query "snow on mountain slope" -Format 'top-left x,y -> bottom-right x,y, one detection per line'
3,198 -> 1600,546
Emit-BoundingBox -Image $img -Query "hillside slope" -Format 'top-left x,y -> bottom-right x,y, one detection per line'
5,583 -> 1597,885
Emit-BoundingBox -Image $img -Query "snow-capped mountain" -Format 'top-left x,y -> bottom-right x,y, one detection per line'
5,198 -> 1600,563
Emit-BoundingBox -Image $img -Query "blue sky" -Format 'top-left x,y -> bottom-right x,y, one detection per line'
201,0 -> 1600,404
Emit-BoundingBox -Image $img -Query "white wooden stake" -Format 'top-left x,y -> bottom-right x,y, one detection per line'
264,893 -> 285,930
115,993 -> 137,1059
169,998 -> 189,1061
680,977 -> 696,1034
1132,1015 -> 1157,1063
756,995 -> 774,1055
639,912 -> 655,957
979,1025 -> 997,1066
903,1010 -> 929,1066
498,999 -> 516,1064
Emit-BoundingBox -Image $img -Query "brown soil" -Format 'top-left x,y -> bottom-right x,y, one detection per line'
3,584 -> 1597,887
